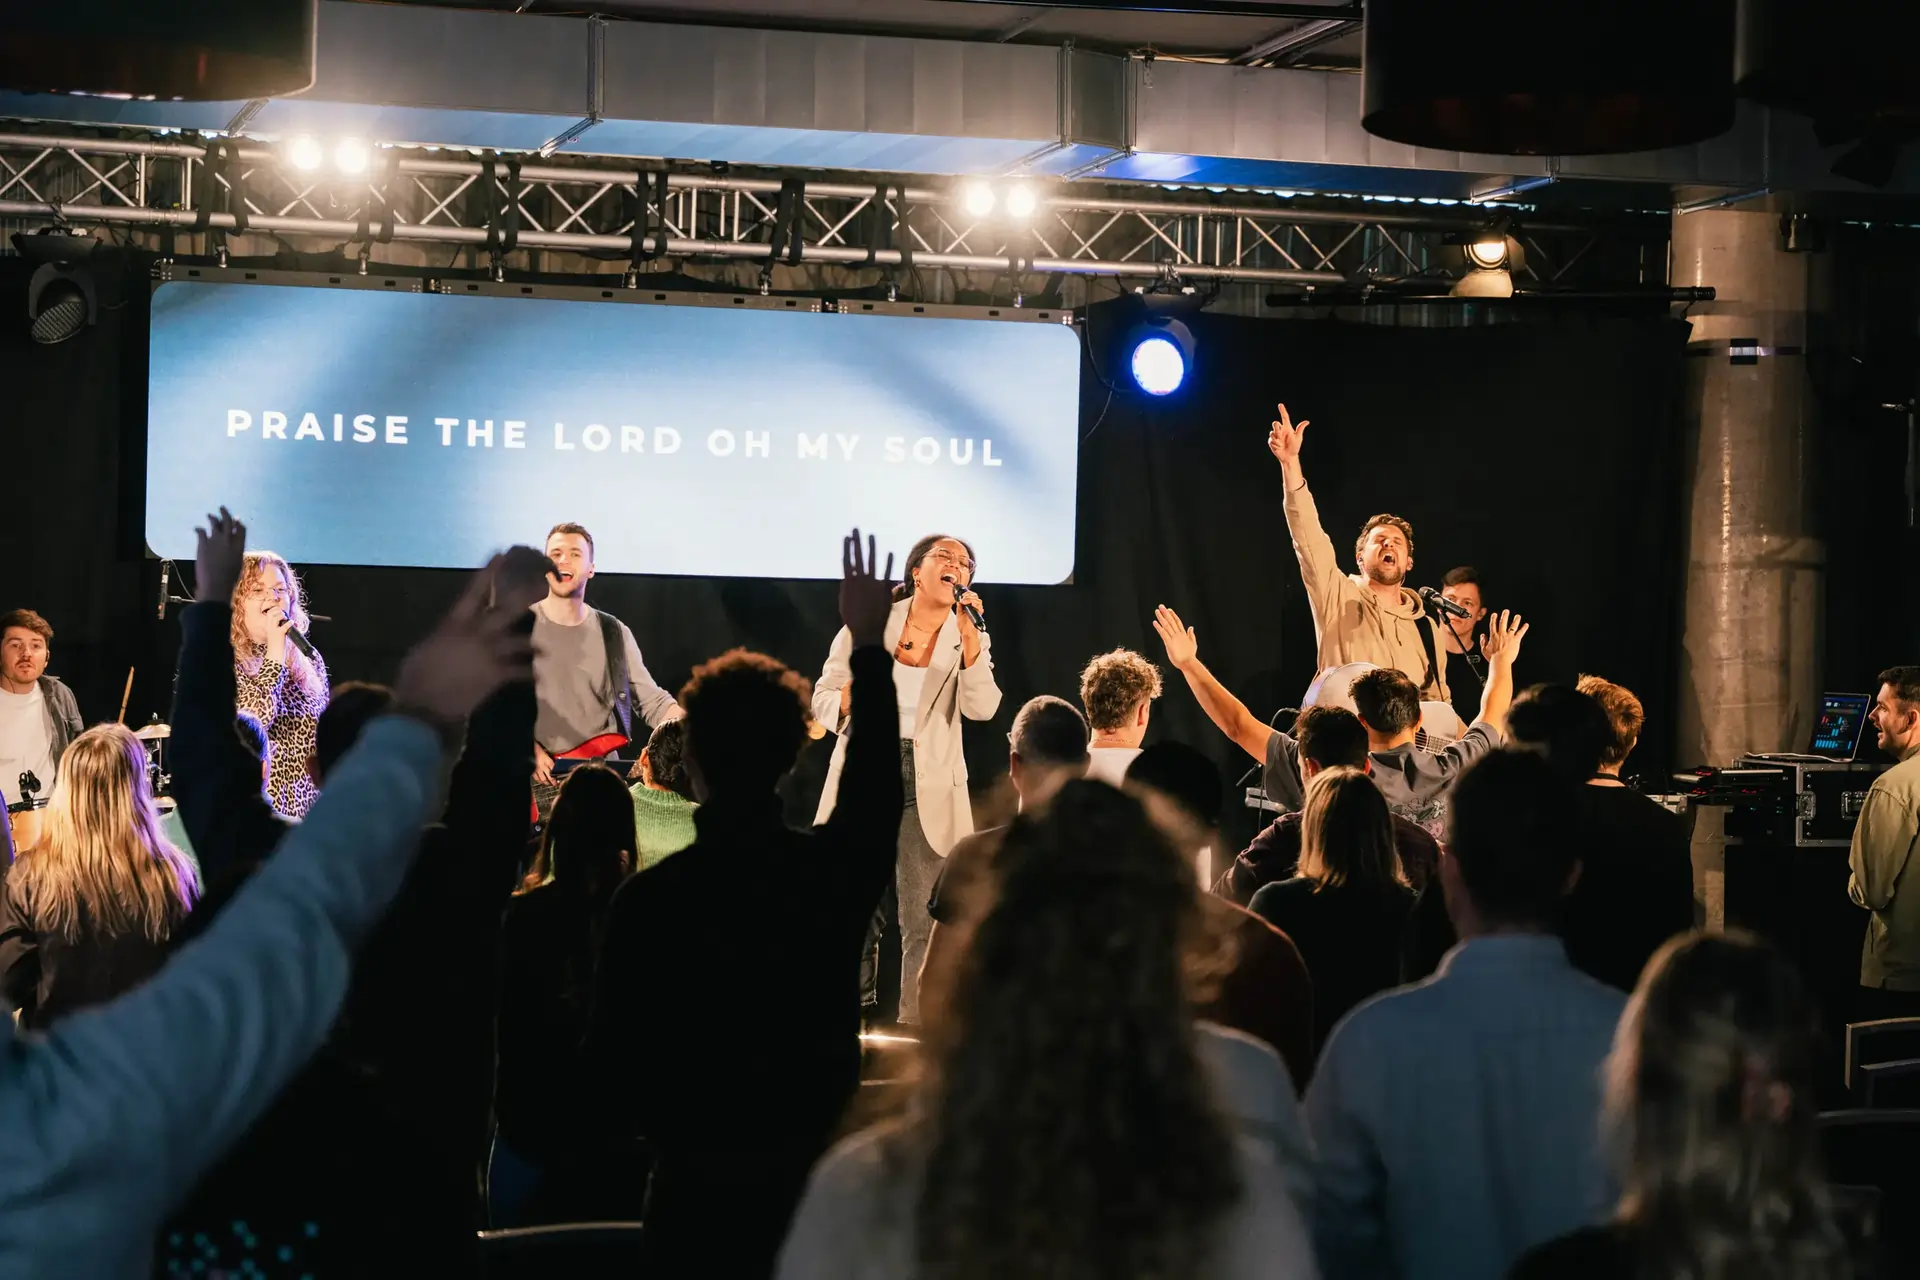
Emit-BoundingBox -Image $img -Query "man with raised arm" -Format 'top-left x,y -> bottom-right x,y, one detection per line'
1267,403 -> 1451,702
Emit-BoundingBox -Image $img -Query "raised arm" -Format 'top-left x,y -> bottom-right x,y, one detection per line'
820,532 -> 907,870
621,624 -> 684,730
1153,604 -> 1276,764
1472,610 -> 1529,733
1268,404 -> 1345,634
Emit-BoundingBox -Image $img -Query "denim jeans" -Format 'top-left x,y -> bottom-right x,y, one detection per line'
862,741 -> 943,1024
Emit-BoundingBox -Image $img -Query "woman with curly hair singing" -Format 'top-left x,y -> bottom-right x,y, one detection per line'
776,780 -> 1316,1280
230,550 -> 330,818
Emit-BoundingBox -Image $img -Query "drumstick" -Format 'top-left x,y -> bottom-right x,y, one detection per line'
116,667 -> 134,725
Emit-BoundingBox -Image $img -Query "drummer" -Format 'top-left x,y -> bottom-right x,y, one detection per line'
0,609 -> 84,822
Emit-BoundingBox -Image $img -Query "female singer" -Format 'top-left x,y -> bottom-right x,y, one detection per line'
812,533 -> 1002,1025
229,550 -> 330,819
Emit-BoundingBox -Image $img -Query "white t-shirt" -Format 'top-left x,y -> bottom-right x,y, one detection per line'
893,663 -> 929,741
0,685 -> 57,808
1085,745 -> 1143,785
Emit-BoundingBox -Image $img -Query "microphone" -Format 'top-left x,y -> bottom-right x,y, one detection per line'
157,560 -> 171,621
282,612 -> 318,660
942,574 -> 986,631
1419,586 -> 1471,620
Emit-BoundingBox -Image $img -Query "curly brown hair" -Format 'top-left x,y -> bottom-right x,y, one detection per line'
678,648 -> 812,795
1354,513 -> 1415,565
1576,674 -> 1645,768
908,780 -> 1241,1280
1078,648 -> 1163,733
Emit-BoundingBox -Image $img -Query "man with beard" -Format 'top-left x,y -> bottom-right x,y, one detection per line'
1267,404 -> 1451,702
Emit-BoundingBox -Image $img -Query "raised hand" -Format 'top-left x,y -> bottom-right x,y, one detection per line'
194,506 -> 248,604
394,555 -> 538,732
1266,402 -> 1310,471
1480,609 -> 1530,668
1152,604 -> 1200,671
496,545 -> 557,615
840,528 -> 896,650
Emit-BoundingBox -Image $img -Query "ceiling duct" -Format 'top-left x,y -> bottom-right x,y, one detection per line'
0,1 -> 315,101
1360,0 -> 1738,155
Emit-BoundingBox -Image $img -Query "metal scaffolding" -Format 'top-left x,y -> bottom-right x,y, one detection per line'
0,128 -> 1665,292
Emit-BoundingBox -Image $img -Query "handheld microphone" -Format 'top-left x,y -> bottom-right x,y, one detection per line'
282,613 -> 318,660
1419,586 -> 1472,620
942,574 -> 986,631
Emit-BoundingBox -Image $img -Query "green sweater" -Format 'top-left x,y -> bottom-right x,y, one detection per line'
630,783 -> 699,870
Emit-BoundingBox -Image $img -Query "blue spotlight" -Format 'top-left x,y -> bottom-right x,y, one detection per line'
1130,335 -> 1187,396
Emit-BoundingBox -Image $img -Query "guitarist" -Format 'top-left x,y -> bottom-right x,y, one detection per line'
1267,403 -> 1451,703
532,522 -> 682,804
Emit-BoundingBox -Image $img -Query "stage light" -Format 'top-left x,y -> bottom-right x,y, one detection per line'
12,230 -> 100,345
1004,185 -> 1037,218
961,181 -> 996,218
1130,336 -> 1186,396
1465,236 -> 1508,269
333,137 -> 371,175
285,135 -> 324,172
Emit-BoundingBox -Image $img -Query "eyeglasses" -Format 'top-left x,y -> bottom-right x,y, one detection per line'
925,549 -> 976,574
247,585 -> 292,602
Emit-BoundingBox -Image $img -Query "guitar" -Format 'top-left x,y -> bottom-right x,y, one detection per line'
531,731 -> 632,822
1303,662 -> 1466,754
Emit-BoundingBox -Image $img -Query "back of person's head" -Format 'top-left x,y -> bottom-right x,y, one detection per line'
1295,705 -> 1369,770
915,780 -> 1239,1280
1443,749 -> 1578,927
1608,930 -> 1849,1279
520,763 -> 637,895
642,718 -> 697,802
13,723 -> 199,941
1078,649 -> 1163,733
314,682 -> 396,782
1009,696 -> 1090,772
1507,683 -> 1612,782
232,710 -> 267,762
1577,674 -> 1646,770
1124,741 -> 1222,832
679,648 -> 811,798
1298,765 -> 1405,892
1350,668 -> 1420,736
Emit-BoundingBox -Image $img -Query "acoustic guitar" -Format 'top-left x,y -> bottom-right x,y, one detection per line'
1303,662 -> 1466,754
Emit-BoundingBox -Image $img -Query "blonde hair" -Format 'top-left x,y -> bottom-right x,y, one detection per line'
1078,649 -> 1164,733
8,724 -> 200,942
1577,673 -> 1645,768
229,550 -> 326,701
1608,930 -> 1854,1280
1297,766 -> 1406,892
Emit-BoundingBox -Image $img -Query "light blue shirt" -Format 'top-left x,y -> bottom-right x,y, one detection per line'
0,716 -> 446,1278
1304,934 -> 1626,1280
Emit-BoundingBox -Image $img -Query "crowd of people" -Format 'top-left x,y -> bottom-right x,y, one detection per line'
0,450 -> 1913,1277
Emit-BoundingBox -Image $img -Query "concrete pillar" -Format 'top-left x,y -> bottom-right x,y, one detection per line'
1672,208 -> 1824,769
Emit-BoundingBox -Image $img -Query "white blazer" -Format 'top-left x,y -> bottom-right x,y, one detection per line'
811,598 -> 1003,857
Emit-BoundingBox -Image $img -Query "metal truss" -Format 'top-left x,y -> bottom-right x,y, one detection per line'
0,129 -> 1657,292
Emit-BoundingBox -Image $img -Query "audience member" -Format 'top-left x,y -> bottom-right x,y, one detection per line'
1218,705 -> 1441,904
1080,648 -> 1162,784
1307,749 -> 1625,1280
1349,608 -> 1526,837
591,531 -> 905,1279
628,717 -> 699,868
0,608 -> 83,817
0,514 -> 532,1276
493,763 -> 642,1226
777,781 -> 1318,1280
1128,740 -> 1318,1092
0,723 -> 201,1027
1510,930 -> 1867,1280
1848,665 -> 1920,1021
920,695 -> 1088,1030
229,551 -> 331,819
165,513 -> 542,1274
1251,766 -> 1417,1048
1152,602 -> 1311,812
1576,674 -> 1645,781
1508,682 -> 1693,994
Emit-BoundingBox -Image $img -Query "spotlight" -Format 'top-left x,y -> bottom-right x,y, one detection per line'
285,135 -> 324,172
1004,185 -> 1037,219
333,137 -> 371,175
1465,236 -> 1508,270
11,231 -> 100,345
961,181 -> 996,218
1130,334 -> 1188,396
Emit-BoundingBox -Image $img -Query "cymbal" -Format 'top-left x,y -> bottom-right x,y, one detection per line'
133,722 -> 172,740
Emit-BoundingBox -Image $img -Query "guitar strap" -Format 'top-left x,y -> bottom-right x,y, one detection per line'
1416,613 -> 1442,698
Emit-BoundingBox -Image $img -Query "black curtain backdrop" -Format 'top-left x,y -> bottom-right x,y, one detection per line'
0,261 -> 1696,851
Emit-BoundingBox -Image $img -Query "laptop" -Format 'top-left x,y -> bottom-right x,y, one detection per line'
1808,692 -> 1872,761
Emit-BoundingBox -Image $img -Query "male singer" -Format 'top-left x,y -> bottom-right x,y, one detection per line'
0,610 -> 81,811
1267,404 -> 1451,702
532,523 -> 682,788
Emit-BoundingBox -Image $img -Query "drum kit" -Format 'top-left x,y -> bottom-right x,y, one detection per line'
3,718 -> 174,854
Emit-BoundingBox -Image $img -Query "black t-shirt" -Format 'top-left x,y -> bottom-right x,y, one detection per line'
1445,640 -> 1486,729
1248,875 -> 1418,1045
1559,784 -> 1695,993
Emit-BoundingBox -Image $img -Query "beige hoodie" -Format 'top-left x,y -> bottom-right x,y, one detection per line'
1283,479 -> 1451,703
